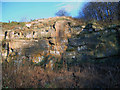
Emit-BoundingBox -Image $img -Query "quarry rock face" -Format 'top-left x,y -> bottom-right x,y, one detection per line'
1,16 -> 120,69
54,20 -> 71,55
55,20 -> 71,38
65,25 -> 120,65
1,17 -> 73,69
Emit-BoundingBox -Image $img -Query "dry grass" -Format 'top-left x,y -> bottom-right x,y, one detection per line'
2,59 -> 120,88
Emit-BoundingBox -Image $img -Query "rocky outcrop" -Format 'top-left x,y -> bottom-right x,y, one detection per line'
65,24 -> 120,66
1,17 -> 75,69
1,16 -> 120,70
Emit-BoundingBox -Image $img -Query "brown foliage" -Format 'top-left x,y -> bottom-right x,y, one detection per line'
2,60 -> 120,88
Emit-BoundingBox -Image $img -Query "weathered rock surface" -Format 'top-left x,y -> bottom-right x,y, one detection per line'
1,16 -> 120,69
65,25 -> 120,65
1,17 -> 75,69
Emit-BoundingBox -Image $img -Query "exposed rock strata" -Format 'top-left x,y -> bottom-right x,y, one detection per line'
1,16 -> 120,69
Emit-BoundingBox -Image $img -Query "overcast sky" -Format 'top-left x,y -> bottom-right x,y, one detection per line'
2,2 -> 86,22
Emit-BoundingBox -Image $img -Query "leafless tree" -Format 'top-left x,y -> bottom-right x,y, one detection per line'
55,9 -> 69,16
78,2 -> 119,23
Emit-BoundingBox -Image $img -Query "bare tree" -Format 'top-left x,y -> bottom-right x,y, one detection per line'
55,9 -> 69,16
78,2 -> 119,23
